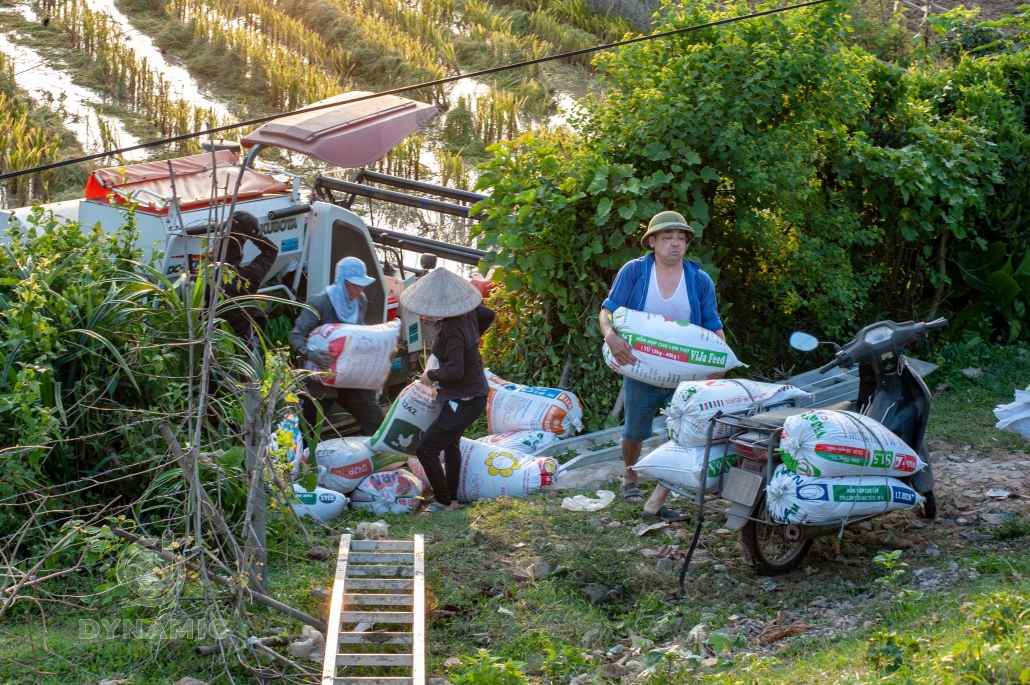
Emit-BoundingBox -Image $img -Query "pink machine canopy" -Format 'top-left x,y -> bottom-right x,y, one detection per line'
240,92 -> 439,168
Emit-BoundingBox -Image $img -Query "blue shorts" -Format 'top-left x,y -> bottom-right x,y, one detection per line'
622,377 -> 676,443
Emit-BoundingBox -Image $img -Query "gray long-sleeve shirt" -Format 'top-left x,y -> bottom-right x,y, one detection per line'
289,292 -> 369,357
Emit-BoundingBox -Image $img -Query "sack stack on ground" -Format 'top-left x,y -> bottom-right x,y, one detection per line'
406,439 -> 558,502
778,409 -> 925,478
350,469 -> 424,514
485,372 -> 583,437
665,379 -> 812,446
478,430 -> 560,453
602,307 -> 743,388
633,441 -> 741,493
303,320 -> 401,389
315,437 -> 408,493
766,464 -> 922,524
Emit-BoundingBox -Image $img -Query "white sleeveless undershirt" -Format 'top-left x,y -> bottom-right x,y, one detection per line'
643,266 -> 692,322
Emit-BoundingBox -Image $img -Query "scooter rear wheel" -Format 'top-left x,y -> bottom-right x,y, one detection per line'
741,493 -> 812,576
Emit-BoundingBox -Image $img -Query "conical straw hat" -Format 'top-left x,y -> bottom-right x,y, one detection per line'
400,267 -> 482,318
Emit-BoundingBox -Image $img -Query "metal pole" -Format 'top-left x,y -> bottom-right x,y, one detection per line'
243,382 -> 268,594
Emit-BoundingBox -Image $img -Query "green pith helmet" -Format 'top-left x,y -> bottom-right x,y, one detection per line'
639,211 -> 696,249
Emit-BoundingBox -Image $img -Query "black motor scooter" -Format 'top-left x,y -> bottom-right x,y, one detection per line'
720,318 -> 948,575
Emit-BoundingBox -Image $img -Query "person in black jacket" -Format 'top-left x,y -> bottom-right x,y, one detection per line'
212,211 -> 279,348
399,268 -> 491,513
288,257 -> 386,436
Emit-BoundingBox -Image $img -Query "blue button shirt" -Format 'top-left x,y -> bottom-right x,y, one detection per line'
601,254 -> 723,331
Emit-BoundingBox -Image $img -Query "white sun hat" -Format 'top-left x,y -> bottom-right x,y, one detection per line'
399,267 -> 482,318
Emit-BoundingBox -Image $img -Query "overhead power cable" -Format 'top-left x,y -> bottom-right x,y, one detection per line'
0,0 -> 833,182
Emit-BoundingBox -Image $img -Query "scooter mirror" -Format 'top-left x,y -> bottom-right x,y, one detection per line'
789,332 -> 819,352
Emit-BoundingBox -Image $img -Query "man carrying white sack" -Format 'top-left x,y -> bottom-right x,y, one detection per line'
599,211 -> 727,521
289,257 -> 386,436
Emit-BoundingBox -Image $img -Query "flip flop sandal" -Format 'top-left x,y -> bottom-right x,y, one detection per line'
642,506 -> 691,523
422,502 -> 454,514
621,482 -> 644,502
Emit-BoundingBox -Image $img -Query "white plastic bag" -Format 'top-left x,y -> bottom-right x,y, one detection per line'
632,441 -> 740,493
350,469 -> 424,514
994,389 -> 1030,438
479,430 -> 561,453
292,484 -> 348,522
665,379 -> 813,447
602,308 -> 743,388
315,437 -> 407,493
485,372 -> 583,437
303,320 -> 401,389
561,490 -> 616,511
766,464 -> 922,524
779,409 -> 925,478
370,380 -> 442,457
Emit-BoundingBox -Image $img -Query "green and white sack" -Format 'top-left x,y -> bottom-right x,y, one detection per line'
292,484 -> 348,522
778,409 -> 925,478
316,437 -> 408,493
632,440 -> 741,493
602,308 -> 743,388
766,464 -> 922,524
665,379 -> 812,447
370,357 -> 442,457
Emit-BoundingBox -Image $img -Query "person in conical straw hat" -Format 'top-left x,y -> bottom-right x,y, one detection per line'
401,267 -> 493,513
599,210 -> 728,521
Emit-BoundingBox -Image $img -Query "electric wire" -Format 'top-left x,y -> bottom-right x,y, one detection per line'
0,0 -> 835,182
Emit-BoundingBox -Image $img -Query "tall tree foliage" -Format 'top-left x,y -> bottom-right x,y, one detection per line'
473,0 -> 1030,430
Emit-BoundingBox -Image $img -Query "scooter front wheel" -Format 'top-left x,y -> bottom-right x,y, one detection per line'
741,493 -> 812,576
920,490 -> 937,520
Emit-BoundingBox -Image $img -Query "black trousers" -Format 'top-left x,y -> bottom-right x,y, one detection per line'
416,395 -> 488,506
301,388 -> 385,437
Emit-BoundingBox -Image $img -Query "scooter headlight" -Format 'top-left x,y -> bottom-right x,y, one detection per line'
865,325 -> 893,345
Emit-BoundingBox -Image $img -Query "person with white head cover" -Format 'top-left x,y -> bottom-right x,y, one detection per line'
400,268 -> 492,513
289,257 -> 386,435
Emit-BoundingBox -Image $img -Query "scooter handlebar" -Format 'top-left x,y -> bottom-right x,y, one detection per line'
817,357 -> 840,375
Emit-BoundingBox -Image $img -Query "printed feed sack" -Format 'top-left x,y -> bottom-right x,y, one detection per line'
479,430 -> 560,453
602,307 -> 743,388
778,410 -> 925,478
457,439 -> 558,502
315,437 -> 407,493
303,319 -> 401,389
405,439 -> 559,502
633,441 -> 741,493
370,381 -> 442,457
291,484 -> 347,522
665,379 -> 813,447
485,372 -> 583,437
350,469 -> 424,514
766,464 -> 922,524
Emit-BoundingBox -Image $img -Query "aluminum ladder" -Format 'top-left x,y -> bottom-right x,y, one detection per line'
321,534 -> 426,685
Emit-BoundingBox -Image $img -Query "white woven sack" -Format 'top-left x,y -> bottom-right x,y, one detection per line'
303,319 -> 401,389
632,440 -> 741,493
350,469 -> 424,514
370,378 -> 442,457
779,410 -> 925,478
994,389 -> 1030,438
405,439 -> 559,503
291,484 -> 347,522
479,430 -> 561,453
485,372 -> 583,437
456,439 -> 558,502
664,379 -> 813,447
602,307 -> 743,388
315,437 -> 407,493
766,464 -> 922,524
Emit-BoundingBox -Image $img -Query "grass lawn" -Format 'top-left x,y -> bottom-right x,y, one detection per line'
0,346 -> 1028,684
